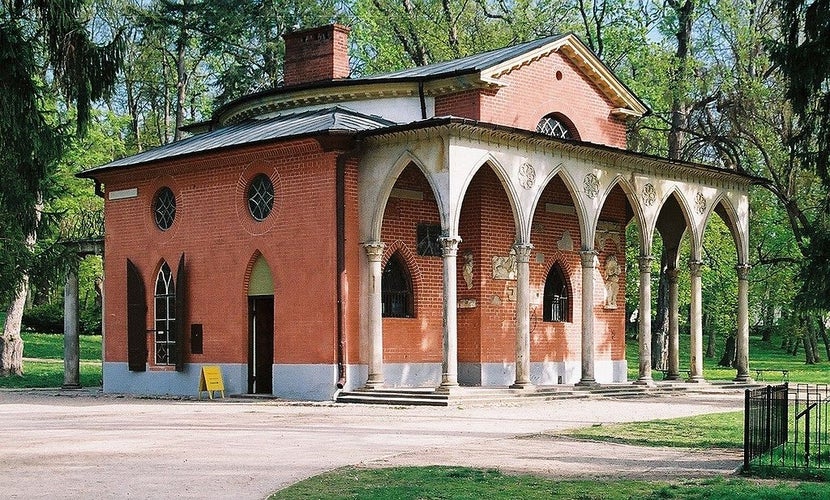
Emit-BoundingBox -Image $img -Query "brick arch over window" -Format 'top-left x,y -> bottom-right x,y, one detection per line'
541,256 -> 575,323
242,250 -> 275,296
536,112 -> 581,141
382,241 -> 422,317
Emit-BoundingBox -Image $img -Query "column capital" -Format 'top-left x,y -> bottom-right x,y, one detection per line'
666,267 -> 679,283
580,250 -> 598,268
513,242 -> 534,262
439,236 -> 461,257
638,255 -> 653,272
363,241 -> 386,262
736,264 -> 751,280
689,260 -> 704,277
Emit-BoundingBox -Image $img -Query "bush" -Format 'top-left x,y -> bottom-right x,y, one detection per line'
80,303 -> 102,335
21,301 -> 102,335
22,302 -> 63,333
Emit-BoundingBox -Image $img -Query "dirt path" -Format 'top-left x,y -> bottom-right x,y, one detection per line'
0,389 -> 745,499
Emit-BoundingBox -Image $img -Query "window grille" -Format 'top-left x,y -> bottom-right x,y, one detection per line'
543,265 -> 570,322
153,187 -> 176,230
382,255 -> 413,318
154,262 -> 176,365
536,114 -> 575,139
248,174 -> 275,221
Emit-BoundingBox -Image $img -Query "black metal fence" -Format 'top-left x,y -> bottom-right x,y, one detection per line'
744,383 -> 830,472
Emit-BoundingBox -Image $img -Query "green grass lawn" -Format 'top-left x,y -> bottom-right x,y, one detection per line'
564,411 -> 744,448
271,467 -> 830,499
626,330 -> 830,383
0,332 -> 102,389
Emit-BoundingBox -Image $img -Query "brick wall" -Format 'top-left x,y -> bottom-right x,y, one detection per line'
434,51 -> 628,148
379,164 -> 444,363
99,139 -> 341,368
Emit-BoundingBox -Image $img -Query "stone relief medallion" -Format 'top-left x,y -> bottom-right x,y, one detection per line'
642,183 -> 656,207
518,162 -> 536,190
583,173 -> 600,199
695,192 -> 707,215
492,248 -> 517,280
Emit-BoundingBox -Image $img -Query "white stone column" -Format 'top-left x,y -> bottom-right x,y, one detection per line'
363,241 -> 386,390
634,255 -> 655,385
577,250 -> 599,386
438,236 -> 461,391
511,243 -> 534,389
63,258 -> 81,389
665,267 -> 680,381
688,260 -> 705,382
734,264 -> 751,382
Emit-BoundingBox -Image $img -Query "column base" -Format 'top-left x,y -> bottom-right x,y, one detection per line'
632,378 -> 656,387
733,374 -> 753,383
575,379 -> 599,388
61,383 -> 82,390
685,376 -> 707,384
435,382 -> 460,394
509,381 -> 535,390
363,375 -> 385,390
663,373 -> 681,381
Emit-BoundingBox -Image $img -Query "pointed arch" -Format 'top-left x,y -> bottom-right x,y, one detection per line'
245,251 -> 274,296
542,260 -> 574,322
453,154 -> 523,240
529,166 -> 588,245
380,245 -> 416,318
597,175 -> 646,250
655,188 -> 699,259
706,194 -> 749,264
153,259 -> 176,366
370,151 -> 445,242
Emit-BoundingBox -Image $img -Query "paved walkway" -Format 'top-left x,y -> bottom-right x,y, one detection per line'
0,389 -> 744,499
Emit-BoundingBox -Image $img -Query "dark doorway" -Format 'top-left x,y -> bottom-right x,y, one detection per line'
248,296 -> 274,394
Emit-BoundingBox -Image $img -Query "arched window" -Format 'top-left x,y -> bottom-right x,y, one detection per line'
536,113 -> 578,140
382,254 -> 413,318
154,261 -> 176,365
543,264 -> 570,322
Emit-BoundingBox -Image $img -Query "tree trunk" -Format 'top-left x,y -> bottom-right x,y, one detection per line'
1,278 -> 28,376
705,312 -> 717,358
806,317 -> 820,363
718,334 -> 737,367
819,319 -> 830,360
667,0 -> 694,160
650,248 -> 669,370
173,0 -> 189,142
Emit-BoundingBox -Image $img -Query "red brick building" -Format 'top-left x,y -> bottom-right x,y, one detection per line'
81,25 -> 752,400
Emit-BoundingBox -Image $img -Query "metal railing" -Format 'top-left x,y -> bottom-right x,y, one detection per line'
745,383 -> 830,472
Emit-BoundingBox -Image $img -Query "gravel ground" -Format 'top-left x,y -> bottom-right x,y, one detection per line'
0,388 -> 744,499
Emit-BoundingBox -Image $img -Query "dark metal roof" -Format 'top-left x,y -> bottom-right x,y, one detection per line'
81,106 -> 396,175
364,35 -> 568,80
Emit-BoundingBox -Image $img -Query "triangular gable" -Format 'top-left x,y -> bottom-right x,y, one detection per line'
427,33 -> 649,120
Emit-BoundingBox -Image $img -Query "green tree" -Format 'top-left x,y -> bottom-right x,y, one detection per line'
0,0 -> 122,376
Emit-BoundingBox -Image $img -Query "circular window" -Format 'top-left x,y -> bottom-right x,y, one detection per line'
153,187 -> 176,230
247,174 -> 275,221
536,114 -> 575,139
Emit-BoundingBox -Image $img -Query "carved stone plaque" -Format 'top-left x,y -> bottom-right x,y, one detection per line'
518,162 -> 536,190
492,248 -> 517,280
583,173 -> 600,199
642,183 -> 656,206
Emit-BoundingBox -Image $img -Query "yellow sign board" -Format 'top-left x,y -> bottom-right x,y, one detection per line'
198,365 -> 225,399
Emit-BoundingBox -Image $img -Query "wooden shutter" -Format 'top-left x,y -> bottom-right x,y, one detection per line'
126,259 -> 148,372
174,253 -> 186,372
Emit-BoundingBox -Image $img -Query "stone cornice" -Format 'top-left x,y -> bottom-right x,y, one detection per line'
360,120 -> 754,190
217,82 -> 425,125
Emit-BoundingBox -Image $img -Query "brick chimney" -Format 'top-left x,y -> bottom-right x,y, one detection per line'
282,24 -> 351,86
